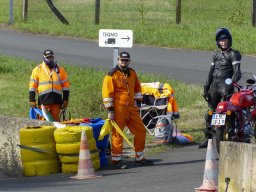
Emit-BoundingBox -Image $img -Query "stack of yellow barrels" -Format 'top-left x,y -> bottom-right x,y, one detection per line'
54,126 -> 100,173
20,126 -> 61,176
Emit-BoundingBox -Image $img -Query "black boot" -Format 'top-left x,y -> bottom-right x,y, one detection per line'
198,139 -> 208,149
199,117 -> 212,149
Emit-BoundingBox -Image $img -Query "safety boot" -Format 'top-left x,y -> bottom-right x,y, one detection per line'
134,158 -> 154,166
198,139 -> 208,149
112,161 -> 128,169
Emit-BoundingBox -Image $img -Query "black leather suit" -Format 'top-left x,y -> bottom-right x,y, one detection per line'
204,48 -> 242,137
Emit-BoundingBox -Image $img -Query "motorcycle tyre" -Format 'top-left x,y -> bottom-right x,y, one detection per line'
214,126 -> 226,155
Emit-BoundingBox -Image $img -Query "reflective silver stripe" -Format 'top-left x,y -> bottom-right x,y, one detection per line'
43,63 -> 52,78
111,153 -> 122,161
103,98 -> 113,102
38,81 -> 61,85
232,61 -> 240,65
211,62 -> 214,66
60,79 -> 68,84
38,89 -> 62,96
135,151 -> 144,156
111,153 -> 122,157
173,112 -> 179,115
135,151 -> 144,161
62,87 -> 69,91
112,156 -> 122,161
29,88 -> 36,91
135,92 -> 143,99
104,102 -> 113,108
30,79 -> 38,84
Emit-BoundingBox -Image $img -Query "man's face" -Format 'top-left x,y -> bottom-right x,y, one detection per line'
118,57 -> 130,70
45,55 -> 54,61
219,39 -> 228,50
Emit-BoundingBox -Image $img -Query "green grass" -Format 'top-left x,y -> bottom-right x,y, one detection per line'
0,54 -> 206,143
0,0 -> 226,145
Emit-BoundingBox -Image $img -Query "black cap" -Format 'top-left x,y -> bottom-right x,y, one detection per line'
119,51 -> 130,59
43,50 -> 54,57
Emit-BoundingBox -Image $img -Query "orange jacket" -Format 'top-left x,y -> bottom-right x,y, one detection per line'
141,82 -> 179,113
102,66 -> 142,110
29,62 -> 70,105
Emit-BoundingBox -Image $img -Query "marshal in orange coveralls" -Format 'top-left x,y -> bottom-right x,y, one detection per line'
102,51 -> 153,169
29,50 -> 70,121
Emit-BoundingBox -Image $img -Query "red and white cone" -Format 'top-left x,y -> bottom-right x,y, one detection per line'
71,130 -> 102,179
194,139 -> 218,192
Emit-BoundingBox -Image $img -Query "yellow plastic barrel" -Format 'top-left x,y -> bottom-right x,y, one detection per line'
19,126 -> 61,176
54,126 -> 100,173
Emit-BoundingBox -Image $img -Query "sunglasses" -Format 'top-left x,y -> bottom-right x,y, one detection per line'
120,59 -> 130,62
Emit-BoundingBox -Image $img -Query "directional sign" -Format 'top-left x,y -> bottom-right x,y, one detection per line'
99,29 -> 133,48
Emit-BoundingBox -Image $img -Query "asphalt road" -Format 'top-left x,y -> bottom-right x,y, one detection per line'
0,28 -> 255,192
1,29 -> 255,85
0,145 -> 208,192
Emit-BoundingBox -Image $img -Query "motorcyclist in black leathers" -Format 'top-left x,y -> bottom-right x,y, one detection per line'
199,28 -> 242,148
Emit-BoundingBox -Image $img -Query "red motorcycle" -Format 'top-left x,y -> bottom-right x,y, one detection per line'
211,73 -> 256,154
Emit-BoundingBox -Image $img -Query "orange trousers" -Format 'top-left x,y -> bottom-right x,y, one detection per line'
111,105 -> 146,162
39,104 -> 61,122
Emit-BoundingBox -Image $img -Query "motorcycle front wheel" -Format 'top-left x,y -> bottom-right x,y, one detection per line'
213,125 -> 230,155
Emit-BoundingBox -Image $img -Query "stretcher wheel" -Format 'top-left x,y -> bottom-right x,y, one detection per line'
20,126 -> 56,145
54,126 -> 93,144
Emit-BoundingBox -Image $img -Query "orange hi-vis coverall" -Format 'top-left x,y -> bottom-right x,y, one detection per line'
102,66 -> 146,162
141,82 -> 179,116
29,62 -> 70,121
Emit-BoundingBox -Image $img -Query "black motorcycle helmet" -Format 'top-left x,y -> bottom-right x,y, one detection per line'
215,28 -> 232,49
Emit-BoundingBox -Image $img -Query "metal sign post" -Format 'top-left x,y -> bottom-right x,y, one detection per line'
113,48 -> 119,67
99,29 -> 133,68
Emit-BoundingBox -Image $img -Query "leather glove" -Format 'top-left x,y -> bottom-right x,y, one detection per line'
29,101 -> 37,108
203,85 -> 210,102
62,100 -> 68,109
107,112 -> 115,120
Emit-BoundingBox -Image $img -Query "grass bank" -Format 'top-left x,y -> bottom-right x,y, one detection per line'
0,54 -> 206,142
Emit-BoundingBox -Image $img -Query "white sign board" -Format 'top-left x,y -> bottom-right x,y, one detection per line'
99,29 -> 133,48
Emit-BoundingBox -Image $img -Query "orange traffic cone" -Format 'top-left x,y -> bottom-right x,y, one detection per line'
194,139 -> 218,192
71,130 -> 102,179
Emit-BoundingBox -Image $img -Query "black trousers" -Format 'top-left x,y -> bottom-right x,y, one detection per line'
204,81 -> 234,138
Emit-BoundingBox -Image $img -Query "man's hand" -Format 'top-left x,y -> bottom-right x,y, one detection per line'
203,92 -> 210,102
62,100 -> 68,109
29,101 -> 37,108
108,112 -> 115,120
203,85 -> 210,102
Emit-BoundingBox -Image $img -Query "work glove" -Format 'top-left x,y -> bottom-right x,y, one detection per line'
62,100 -> 68,109
203,85 -> 210,102
107,112 -> 115,120
29,101 -> 37,108
172,113 -> 180,119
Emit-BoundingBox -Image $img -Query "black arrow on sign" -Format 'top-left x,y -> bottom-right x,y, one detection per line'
121,36 -> 130,41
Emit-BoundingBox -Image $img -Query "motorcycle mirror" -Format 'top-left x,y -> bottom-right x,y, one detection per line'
225,78 -> 232,85
247,79 -> 255,85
